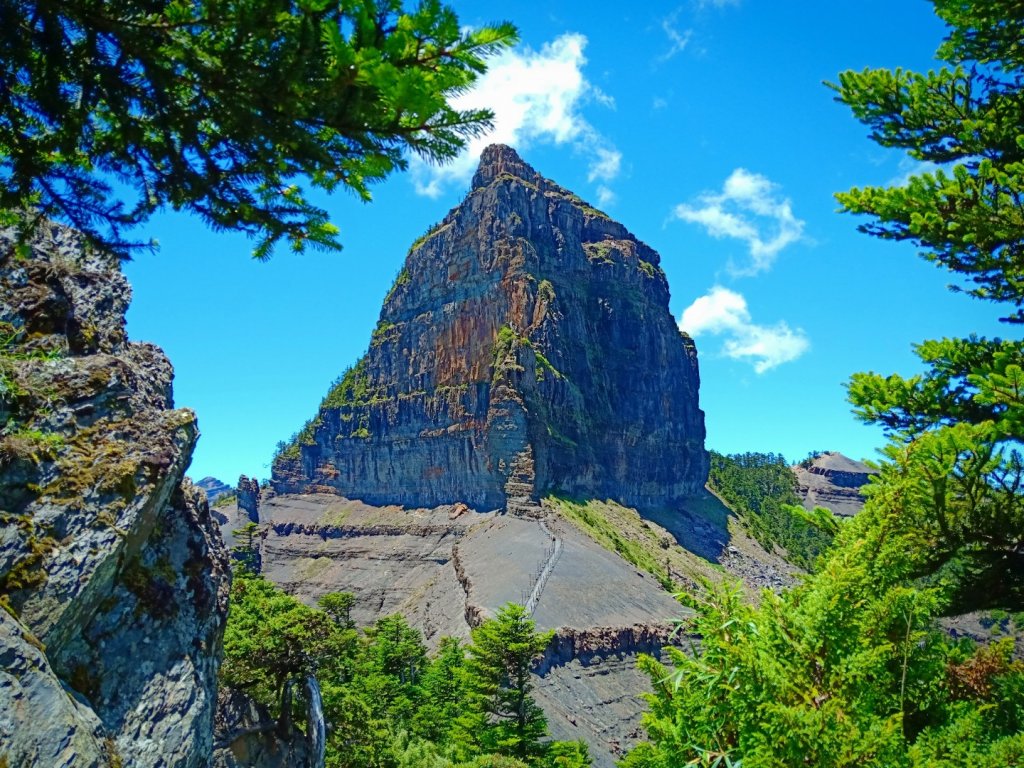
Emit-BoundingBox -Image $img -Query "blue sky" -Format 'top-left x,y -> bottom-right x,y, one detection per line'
123,0 -> 1006,485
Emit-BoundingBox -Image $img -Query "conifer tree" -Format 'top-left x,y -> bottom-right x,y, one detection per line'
414,636 -> 468,746
0,0 -> 517,257
624,3 -> 1024,765
833,0 -> 1024,609
457,604 -> 554,764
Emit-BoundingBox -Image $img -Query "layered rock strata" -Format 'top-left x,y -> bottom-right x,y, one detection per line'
230,490 -> 715,767
0,221 -> 230,767
273,145 -> 708,512
792,451 -> 877,517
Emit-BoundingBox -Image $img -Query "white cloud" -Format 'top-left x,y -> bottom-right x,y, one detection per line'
672,168 -> 805,275
410,33 -> 620,200
659,10 -> 692,61
596,185 -> 616,208
588,147 -> 621,183
886,157 -> 945,187
680,286 -> 809,373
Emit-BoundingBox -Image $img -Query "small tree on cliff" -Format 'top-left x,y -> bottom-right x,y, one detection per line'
0,0 -> 516,257
221,571 -> 339,716
456,603 -> 555,764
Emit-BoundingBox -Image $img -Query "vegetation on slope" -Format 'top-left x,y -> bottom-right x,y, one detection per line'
707,451 -> 837,571
546,497 -> 684,592
222,566 -> 590,768
543,496 -> 759,599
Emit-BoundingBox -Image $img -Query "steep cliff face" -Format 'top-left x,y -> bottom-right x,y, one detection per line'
273,145 -> 708,512
0,221 -> 230,767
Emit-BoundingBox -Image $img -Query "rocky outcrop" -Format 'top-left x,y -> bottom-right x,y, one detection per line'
213,688 -> 311,768
273,144 -> 708,513
792,451 -> 877,517
0,609 -> 111,767
0,221 -> 230,767
237,474 -> 261,523
534,624 -> 682,766
536,624 -> 674,676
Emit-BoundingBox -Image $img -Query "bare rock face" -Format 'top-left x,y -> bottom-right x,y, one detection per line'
273,145 -> 708,512
0,609 -> 110,767
0,221 -> 230,767
237,474 -> 261,523
213,688 -> 311,768
792,451 -> 877,517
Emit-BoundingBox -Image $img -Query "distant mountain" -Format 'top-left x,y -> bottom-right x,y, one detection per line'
792,451 -> 877,517
194,476 -> 232,505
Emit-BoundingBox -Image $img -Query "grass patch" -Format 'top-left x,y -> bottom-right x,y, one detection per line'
545,496 -> 730,597
295,556 -> 334,580
548,497 -> 674,590
583,241 -> 616,265
638,259 -> 659,278
384,267 -> 411,303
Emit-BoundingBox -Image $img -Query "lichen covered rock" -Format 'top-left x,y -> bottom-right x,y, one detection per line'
0,221 -> 230,766
273,145 -> 708,512
0,609 -> 110,768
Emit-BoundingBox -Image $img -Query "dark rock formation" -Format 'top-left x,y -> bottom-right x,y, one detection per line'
792,451 -> 877,517
272,144 -> 708,512
213,688 -> 312,768
237,474 -> 261,523
259,148 -> 722,763
197,475 -> 234,505
0,609 -> 110,766
0,221 -> 230,767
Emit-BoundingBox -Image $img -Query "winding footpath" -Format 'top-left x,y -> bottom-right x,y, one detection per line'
525,518 -> 563,616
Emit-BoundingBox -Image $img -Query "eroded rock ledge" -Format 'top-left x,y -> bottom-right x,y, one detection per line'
792,451 -> 877,517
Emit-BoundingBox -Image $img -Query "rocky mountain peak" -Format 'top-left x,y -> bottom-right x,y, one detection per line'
273,146 -> 709,513
471,143 -> 543,190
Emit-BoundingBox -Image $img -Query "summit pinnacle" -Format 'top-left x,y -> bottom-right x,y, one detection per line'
273,145 -> 709,513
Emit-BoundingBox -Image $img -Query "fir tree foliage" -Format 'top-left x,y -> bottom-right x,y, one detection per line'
625,3 -> 1024,765
831,0 -> 1024,323
457,603 -> 555,763
834,0 -> 1024,612
0,0 -> 517,257
221,572 -> 588,767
